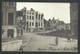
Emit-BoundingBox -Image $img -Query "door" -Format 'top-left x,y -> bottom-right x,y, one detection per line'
7,29 -> 14,38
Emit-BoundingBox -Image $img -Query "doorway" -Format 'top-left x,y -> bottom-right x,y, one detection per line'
7,29 -> 14,38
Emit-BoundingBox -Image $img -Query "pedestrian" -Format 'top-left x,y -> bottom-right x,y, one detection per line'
67,34 -> 71,42
55,37 -> 58,46
19,45 -> 23,52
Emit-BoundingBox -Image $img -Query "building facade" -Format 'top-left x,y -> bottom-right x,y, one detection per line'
17,7 -> 44,32
70,3 -> 78,38
2,2 -> 17,38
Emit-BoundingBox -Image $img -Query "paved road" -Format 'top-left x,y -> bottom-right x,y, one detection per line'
22,33 -> 78,52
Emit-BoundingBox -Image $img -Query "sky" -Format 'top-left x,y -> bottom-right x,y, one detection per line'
17,2 -> 70,23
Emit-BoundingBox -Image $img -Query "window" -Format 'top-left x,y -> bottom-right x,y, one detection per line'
30,12 -> 31,14
39,14 -> 40,20
32,12 -> 34,15
39,22 -> 40,26
27,15 -> 28,19
41,22 -> 42,26
30,22 -> 31,26
32,16 -> 34,20
8,12 -> 14,25
8,2 -> 14,6
30,16 -> 31,20
36,12 -> 38,20
32,22 -> 34,26
41,14 -> 43,20
7,29 -> 14,38
41,17 -> 42,20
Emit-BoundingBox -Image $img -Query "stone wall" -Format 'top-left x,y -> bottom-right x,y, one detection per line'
2,40 -> 22,51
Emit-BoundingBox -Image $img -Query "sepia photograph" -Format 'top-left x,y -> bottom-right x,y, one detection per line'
2,2 -> 78,52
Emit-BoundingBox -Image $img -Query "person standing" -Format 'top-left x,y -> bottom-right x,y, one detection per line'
55,37 -> 58,46
19,45 -> 23,52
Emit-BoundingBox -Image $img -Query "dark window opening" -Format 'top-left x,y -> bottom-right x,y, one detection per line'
27,15 -> 28,19
35,22 -> 38,27
8,13 -> 14,25
39,22 -> 40,26
32,12 -> 34,15
39,14 -> 40,20
32,22 -> 34,26
41,22 -> 42,26
32,16 -> 34,20
30,22 -> 31,26
30,12 -> 31,14
7,29 -> 14,38
36,12 -> 38,20
41,17 -> 42,20
30,16 -> 31,20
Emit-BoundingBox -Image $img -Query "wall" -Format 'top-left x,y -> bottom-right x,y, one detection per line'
70,3 -> 78,37
2,40 -> 22,51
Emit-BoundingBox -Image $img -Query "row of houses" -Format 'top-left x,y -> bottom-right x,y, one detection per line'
44,17 -> 70,31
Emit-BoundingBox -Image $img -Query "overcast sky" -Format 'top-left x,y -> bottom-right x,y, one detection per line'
17,2 -> 70,23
